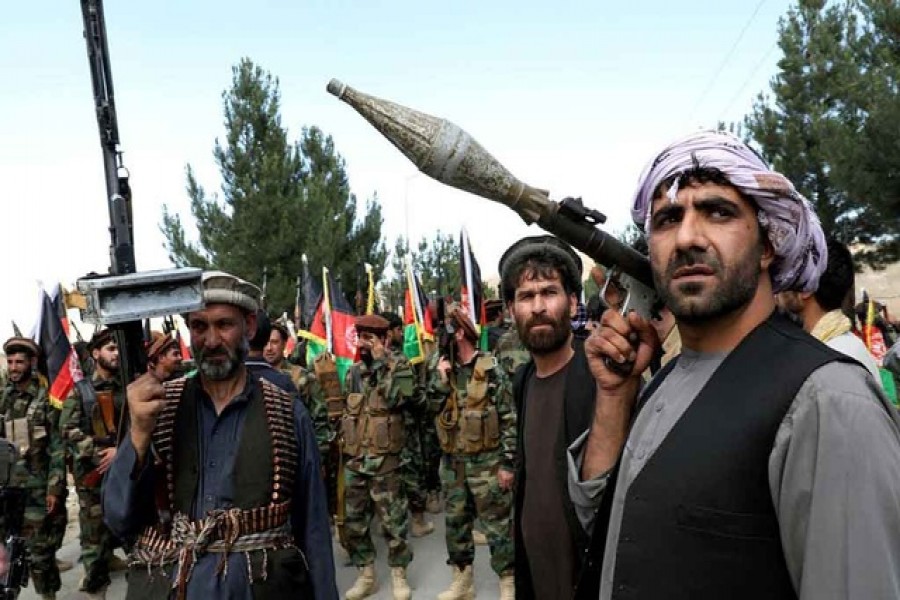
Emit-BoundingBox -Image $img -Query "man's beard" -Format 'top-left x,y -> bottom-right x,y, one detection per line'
8,366 -> 31,384
97,356 -> 119,374
194,340 -> 247,381
776,304 -> 804,328
359,348 -> 373,367
653,245 -> 761,325
516,309 -> 571,355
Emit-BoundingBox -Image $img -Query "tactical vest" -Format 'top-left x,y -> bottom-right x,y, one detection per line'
435,355 -> 501,455
1,382 -> 50,474
313,353 -> 345,419
340,362 -> 405,458
127,375 -> 309,600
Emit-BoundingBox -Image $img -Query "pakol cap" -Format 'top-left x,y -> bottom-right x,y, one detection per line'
355,314 -> 390,334
202,271 -> 261,313
3,336 -> 39,357
498,235 -> 582,282
445,302 -> 479,342
146,331 -> 178,360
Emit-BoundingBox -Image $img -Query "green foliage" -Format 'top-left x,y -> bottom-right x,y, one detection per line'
160,58 -> 386,314
378,231 -> 496,312
745,0 -> 899,268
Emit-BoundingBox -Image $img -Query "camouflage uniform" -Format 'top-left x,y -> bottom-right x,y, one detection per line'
287,365 -> 331,456
398,351 -> 436,515
427,351 -> 516,575
0,376 -> 65,596
59,372 -> 124,593
495,327 -> 531,380
341,354 -> 419,568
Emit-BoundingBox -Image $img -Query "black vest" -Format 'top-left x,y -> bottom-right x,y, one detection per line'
172,377 -> 275,513
589,315 -> 850,600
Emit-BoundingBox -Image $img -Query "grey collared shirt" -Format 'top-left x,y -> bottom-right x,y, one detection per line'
568,353 -> 900,599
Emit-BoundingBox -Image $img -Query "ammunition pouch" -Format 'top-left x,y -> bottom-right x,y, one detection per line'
341,385 -> 405,457
366,413 -> 404,455
341,393 -> 364,456
437,355 -> 501,455
314,353 -> 345,419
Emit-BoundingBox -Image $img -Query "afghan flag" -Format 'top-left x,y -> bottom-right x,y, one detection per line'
460,228 -> 489,351
298,266 -> 357,386
298,260 -> 328,365
403,256 -> 433,365
37,285 -> 82,409
327,272 -> 358,380
175,316 -> 192,361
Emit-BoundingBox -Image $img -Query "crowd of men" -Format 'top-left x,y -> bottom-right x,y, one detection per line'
1,130 -> 900,600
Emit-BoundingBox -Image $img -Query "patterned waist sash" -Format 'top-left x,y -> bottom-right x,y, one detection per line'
131,502 -> 297,599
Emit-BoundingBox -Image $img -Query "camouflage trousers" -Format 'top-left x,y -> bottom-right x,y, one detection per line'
440,453 -> 514,576
75,484 -> 114,592
48,486 -> 68,550
343,468 -> 412,568
400,413 -> 441,512
13,487 -> 62,595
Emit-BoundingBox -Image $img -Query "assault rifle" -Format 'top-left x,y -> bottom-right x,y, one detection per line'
0,440 -> 28,600
77,0 -> 202,445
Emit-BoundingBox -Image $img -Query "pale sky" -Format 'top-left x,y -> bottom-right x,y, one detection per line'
1,0 -> 788,340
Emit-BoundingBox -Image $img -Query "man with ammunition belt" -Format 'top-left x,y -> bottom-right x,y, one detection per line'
60,327 -> 125,599
341,314 -> 420,600
426,304 -> 516,600
102,271 -> 337,600
0,337 -> 66,600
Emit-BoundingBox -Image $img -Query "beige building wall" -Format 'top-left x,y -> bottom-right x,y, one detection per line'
857,260 -> 900,322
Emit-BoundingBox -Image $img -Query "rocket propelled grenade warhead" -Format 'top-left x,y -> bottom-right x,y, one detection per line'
327,78 -> 655,295
327,78 -> 550,224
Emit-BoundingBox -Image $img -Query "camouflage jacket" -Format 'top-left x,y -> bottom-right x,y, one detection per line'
495,328 -> 531,380
0,377 -> 66,496
425,351 -> 517,470
59,372 -> 124,479
342,352 -> 421,476
288,365 -> 332,456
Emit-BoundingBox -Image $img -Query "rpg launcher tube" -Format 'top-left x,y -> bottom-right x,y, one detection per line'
327,78 -> 652,289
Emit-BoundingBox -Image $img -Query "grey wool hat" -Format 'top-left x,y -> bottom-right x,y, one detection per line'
201,271 -> 262,313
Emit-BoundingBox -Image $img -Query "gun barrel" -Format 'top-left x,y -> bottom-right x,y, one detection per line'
327,79 -> 654,289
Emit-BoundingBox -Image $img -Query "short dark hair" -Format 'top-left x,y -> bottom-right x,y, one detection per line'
249,309 -> 272,351
652,165 -> 739,201
815,238 -> 854,311
271,322 -> 290,343
501,247 -> 582,303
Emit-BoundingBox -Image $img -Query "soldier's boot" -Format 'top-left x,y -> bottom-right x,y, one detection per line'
55,557 -> 74,572
390,566 -> 412,600
410,511 -> 435,537
472,529 -> 488,545
498,572 -> 515,600
426,491 -> 442,514
437,565 -> 475,600
345,564 -> 378,600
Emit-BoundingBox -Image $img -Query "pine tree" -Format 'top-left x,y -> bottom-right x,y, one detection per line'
160,58 -> 386,314
745,0 -> 898,267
